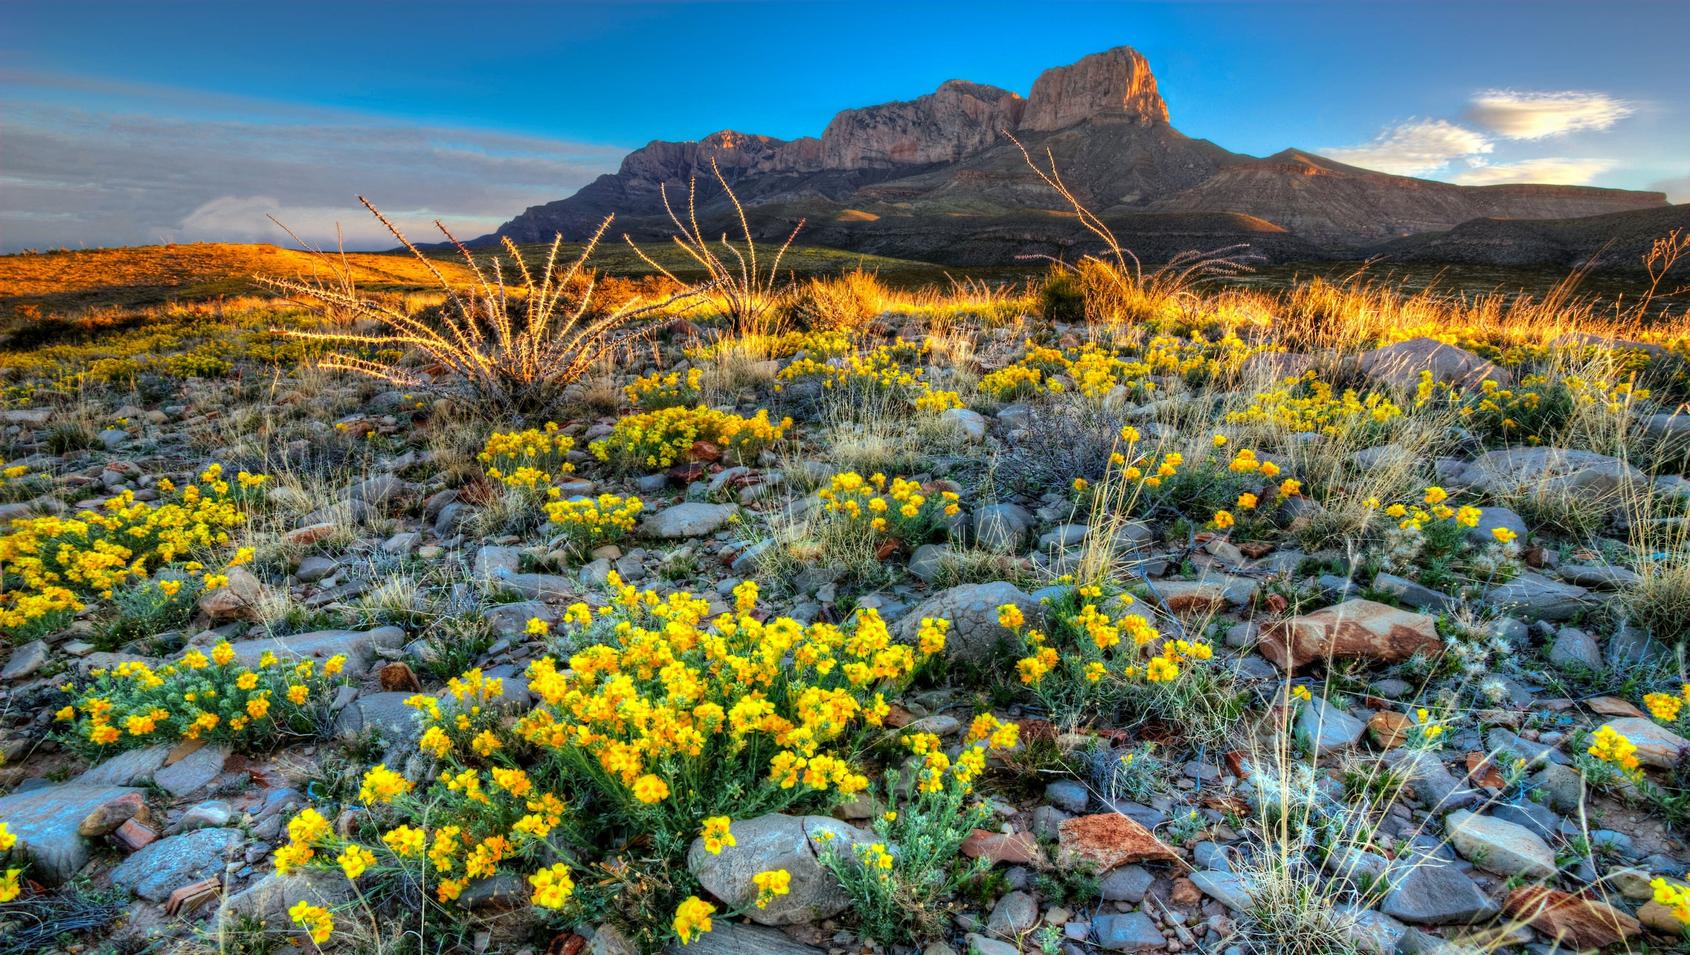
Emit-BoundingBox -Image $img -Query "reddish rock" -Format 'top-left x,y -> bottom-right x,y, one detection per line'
113,817 -> 158,851
1170,877 -> 1203,906
961,830 -> 1047,867
1465,753 -> 1505,790
1368,711 -> 1412,749
379,661 -> 422,692
77,790 -> 145,837
1056,813 -> 1178,871
1257,599 -> 1441,671
1020,46 -> 1169,132
1585,696 -> 1645,718
197,566 -> 263,623
283,522 -> 339,547
1505,886 -> 1640,949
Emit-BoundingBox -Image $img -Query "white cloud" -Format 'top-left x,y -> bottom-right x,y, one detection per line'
0,77 -> 625,251
1449,158 -> 1618,186
1322,120 -> 1493,177
1467,89 -> 1635,140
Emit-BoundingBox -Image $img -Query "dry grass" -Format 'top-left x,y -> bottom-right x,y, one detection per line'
265,198 -> 699,415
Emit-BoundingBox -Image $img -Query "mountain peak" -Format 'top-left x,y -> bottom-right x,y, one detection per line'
1020,45 -> 1169,132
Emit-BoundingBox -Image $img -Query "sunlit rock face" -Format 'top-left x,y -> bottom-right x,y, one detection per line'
1019,46 -> 1169,131
819,79 -> 1025,169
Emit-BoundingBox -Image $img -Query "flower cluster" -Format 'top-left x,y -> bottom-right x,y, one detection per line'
1587,725 -> 1643,780
1417,372 -> 1652,447
817,472 -> 960,546
0,822 -> 19,903
976,363 -> 1043,402
625,367 -> 704,410
1367,487 -> 1517,588
543,492 -> 644,554
1001,586 -> 1214,725
590,405 -> 791,470
1224,373 -> 1403,439
478,423 -> 575,492
57,642 -> 347,755
0,464 -> 264,633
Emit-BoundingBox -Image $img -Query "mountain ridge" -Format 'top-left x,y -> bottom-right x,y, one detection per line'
482,46 -> 1669,265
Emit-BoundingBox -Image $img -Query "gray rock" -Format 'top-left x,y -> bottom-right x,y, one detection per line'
295,555 -> 336,583
1193,841 -> 1231,872
907,543 -> 950,583
1483,571 -> 1589,622
1092,911 -> 1165,951
75,744 -> 170,787
2,640 -> 49,680
961,935 -> 1019,955
1295,696 -> 1365,755
1492,802 -> 1559,839
0,783 -> 144,883
1045,779 -> 1090,814
686,813 -> 868,926
1559,564 -> 1640,590
642,502 -> 737,539
1446,810 -> 1556,879
1372,573 -> 1457,612
942,407 -> 987,442
1382,749 -> 1478,815
1464,447 -> 1642,502
1100,864 -> 1154,903
1190,870 -> 1255,912
227,625 -> 406,676
1334,905 -> 1407,955
110,827 -> 242,901
219,870 -> 353,936
1548,626 -> 1601,670
335,692 -> 424,743
1357,338 -> 1504,391
1608,624 -> 1673,667
483,600 -> 556,639
973,504 -> 1033,552
500,572 -> 575,600
153,743 -> 229,798
1380,859 -> 1500,925
178,800 -> 233,830
987,889 -> 1039,935
1530,762 -> 1586,814
894,581 -> 1044,666
1466,507 -> 1526,547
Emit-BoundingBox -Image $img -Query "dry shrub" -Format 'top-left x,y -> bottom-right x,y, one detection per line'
264,198 -> 697,416
791,268 -> 888,331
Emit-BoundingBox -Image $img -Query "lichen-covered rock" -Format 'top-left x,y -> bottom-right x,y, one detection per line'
685,813 -> 871,926
893,581 -> 1043,665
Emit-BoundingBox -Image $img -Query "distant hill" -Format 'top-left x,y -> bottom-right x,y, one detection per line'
1368,204 -> 1690,271
478,46 -> 1666,268
0,243 -> 480,319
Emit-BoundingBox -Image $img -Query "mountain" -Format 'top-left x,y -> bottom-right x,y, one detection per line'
1367,203 -> 1690,271
483,47 -> 1667,266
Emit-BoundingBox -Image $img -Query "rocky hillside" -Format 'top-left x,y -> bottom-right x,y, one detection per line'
1370,203 -> 1690,271
485,46 -> 1665,265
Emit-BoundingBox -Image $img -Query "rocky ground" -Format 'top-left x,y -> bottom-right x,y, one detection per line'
4,274 -> 1690,955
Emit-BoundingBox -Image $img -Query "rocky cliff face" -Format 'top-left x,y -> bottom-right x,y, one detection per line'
1019,46 -> 1168,131
819,80 -> 1024,169
482,45 -> 1667,265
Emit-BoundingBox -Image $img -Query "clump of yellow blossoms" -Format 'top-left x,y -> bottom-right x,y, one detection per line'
543,492 -> 643,554
591,405 -> 791,470
0,463 -> 265,633
478,423 -> 575,493
1224,373 -> 1403,439
626,367 -> 704,410
1366,487 -> 1517,588
1001,585 -> 1214,725
288,900 -> 334,944
1586,725 -> 1643,780
1416,371 -> 1651,447
57,642 -> 348,756
274,575 -> 948,949
817,472 -> 960,546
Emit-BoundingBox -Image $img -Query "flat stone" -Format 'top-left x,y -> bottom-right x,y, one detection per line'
75,744 -> 171,787
641,502 -> 737,538
1057,813 -> 1177,871
961,829 -> 1047,866
1258,599 -> 1441,671
894,581 -> 1044,666
1504,886 -> 1641,950
686,813 -> 867,927
1446,810 -> 1556,879
1483,571 -> 1591,622
1358,338 -> 1505,391
2,640 -> 49,680
1190,870 -> 1255,912
1599,717 -> 1689,769
1295,696 -> 1366,755
227,625 -> 405,676
1463,447 -> 1642,503
178,800 -> 233,830
0,783 -> 144,883
110,827 -> 242,902
666,921 -> 826,955
153,743 -> 229,798
1093,911 -> 1166,951
1380,859 -> 1500,925
334,691 -> 424,743
987,889 -> 1039,935
1548,626 -> 1602,670
1099,864 -> 1154,902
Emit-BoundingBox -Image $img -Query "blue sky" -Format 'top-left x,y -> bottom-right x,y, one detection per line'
4,0 -> 1686,250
